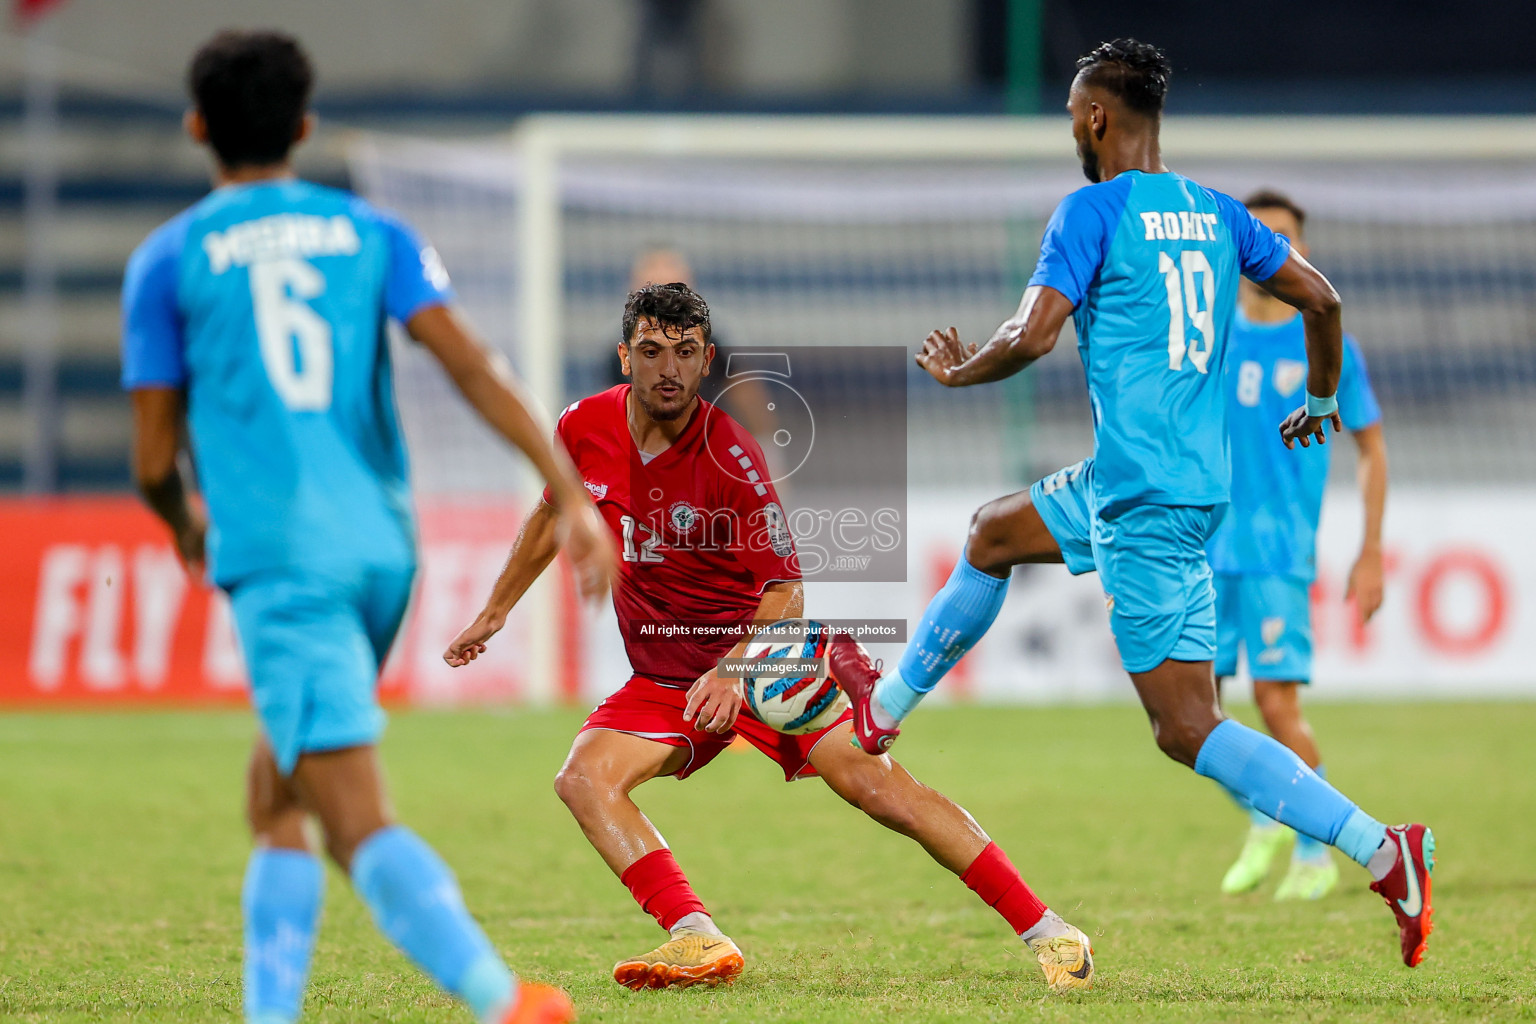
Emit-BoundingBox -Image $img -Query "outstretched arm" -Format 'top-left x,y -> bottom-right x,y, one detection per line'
916,286 -> 1075,388
1346,422 -> 1390,624
1257,252 -> 1345,449
443,499 -> 563,666
407,304 -> 615,598
130,387 -> 207,577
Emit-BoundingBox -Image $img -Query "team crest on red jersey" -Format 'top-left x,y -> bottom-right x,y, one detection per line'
668,501 -> 700,535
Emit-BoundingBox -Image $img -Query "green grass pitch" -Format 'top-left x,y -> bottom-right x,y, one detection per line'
1,702 -> 1533,1022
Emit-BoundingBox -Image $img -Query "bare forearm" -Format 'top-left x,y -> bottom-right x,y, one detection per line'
1258,252 -> 1342,397
1356,431 -> 1389,554
484,501 -> 563,617
130,388 -> 196,533
725,582 -> 804,659
137,462 -> 196,534
944,287 -> 1066,388
1302,307 -> 1344,398
948,322 -> 1039,386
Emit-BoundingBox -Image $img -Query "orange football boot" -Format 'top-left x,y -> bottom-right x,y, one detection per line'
500,981 -> 576,1024
612,930 -> 745,990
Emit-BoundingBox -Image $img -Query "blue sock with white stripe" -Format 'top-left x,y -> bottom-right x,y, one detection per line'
1194,720 -> 1387,868
351,826 -> 516,1024
242,848 -> 323,1024
874,557 -> 1008,722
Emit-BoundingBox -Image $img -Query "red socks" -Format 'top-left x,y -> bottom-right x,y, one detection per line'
622,844 -> 1041,937
620,849 -> 708,931
961,842 -> 1047,935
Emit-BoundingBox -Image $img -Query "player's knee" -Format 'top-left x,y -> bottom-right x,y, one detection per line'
850,777 -> 925,836
1150,713 -> 1218,768
1151,723 -> 1199,767
553,762 -> 603,815
964,501 -> 1014,575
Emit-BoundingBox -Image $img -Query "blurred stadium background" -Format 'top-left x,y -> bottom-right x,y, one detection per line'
2,0 -> 1534,710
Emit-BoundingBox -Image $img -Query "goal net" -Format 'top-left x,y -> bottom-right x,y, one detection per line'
350,115 -> 1536,703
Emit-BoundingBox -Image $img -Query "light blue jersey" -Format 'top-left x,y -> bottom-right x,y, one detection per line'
120,180 -> 452,586
122,179 -> 453,772
1207,313 -> 1381,581
1028,171 -> 1292,519
1025,171 -> 1291,673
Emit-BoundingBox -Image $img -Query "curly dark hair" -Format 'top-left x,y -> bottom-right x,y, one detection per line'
188,30 -> 314,168
621,282 -> 712,345
1075,38 -> 1171,116
1245,188 -> 1308,236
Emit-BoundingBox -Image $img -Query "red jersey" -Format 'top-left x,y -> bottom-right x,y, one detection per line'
551,385 -> 800,687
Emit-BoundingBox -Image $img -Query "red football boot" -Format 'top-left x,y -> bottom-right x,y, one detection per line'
826,631 -> 900,755
1368,823 -> 1436,967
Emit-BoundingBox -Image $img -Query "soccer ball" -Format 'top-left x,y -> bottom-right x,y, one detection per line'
741,618 -> 848,735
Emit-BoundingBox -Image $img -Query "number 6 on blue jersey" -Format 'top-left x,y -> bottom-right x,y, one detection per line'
251,258 -> 333,411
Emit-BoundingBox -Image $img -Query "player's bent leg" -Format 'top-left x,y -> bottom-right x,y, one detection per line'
1127,658 -> 1226,769
293,745 -> 543,1024
964,488 -> 1070,576
840,489 -> 1069,754
242,739 -> 323,1024
288,745 -> 392,870
1133,661 -> 1433,963
555,729 -> 743,990
553,728 -> 691,875
808,721 -> 989,871
807,725 -> 1094,993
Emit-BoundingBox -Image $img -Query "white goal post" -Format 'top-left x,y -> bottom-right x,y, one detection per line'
509,112 -> 1536,435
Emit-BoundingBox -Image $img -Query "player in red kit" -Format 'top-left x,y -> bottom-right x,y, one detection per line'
445,283 -> 1094,993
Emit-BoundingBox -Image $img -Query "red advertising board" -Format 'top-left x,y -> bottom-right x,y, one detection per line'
0,498 -> 576,706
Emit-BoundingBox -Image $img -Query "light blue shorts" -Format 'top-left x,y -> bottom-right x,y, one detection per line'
1032,458 -> 1219,674
1214,572 -> 1313,683
226,562 -> 415,774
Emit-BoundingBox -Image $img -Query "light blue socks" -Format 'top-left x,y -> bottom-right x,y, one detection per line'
1222,766 -> 1331,859
875,557 -> 1009,721
351,826 -> 516,1024
1195,720 -> 1387,868
1293,765 -> 1329,860
243,848 -> 323,1024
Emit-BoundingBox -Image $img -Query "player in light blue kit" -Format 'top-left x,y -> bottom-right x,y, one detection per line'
1210,190 -> 1390,901
121,31 -> 614,1024
828,39 -> 1434,968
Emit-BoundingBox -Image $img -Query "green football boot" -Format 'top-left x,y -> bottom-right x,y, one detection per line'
1221,824 -> 1291,894
1274,855 -> 1340,901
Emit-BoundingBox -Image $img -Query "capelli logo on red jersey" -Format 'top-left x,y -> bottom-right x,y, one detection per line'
584,481 -> 609,500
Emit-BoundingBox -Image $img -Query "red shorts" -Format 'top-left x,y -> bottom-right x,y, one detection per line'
580,675 -> 853,781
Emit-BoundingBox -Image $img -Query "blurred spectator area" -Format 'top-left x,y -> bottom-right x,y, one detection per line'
0,0 -> 1530,490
